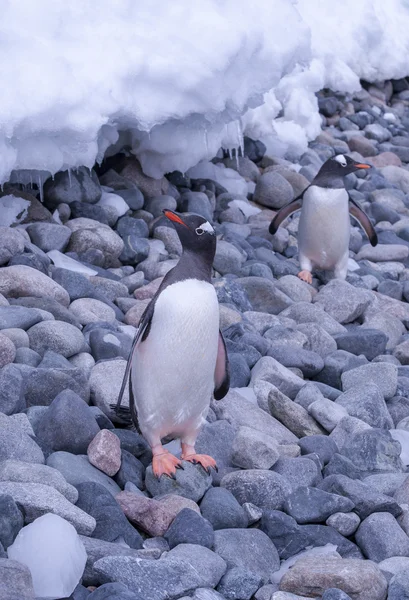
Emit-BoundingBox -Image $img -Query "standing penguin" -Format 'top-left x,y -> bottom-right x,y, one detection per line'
269,155 -> 378,283
113,210 -> 229,478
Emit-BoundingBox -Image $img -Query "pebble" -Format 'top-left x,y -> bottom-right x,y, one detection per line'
26,222 -> 71,252
87,429 -> 121,476
200,487 -> 249,530
356,512 -> 409,561
0,481 -> 96,535
279,556 -> 387,600
93,544 -> 227,599
0,264 -> 70,305
76,482 -> 143,549
0,227 -> 25,265
313,280 -> 371,324
27,319 -> 85,357
0,413 -> 44,464
326,511 -> 361,536
221,469 -> 291,511
253,171 -> 294,209
0,494 -> 24,549
283,486 -> 354,524
335,383 -> 393,429
213,528 -> 279,584
116,491 -> 176,537
341,362 -> 398,399
35,390 -> 100,454
231,425 -> 280,470
0,558 -> 35,600
0,459 -> 78,503
47,451 -> 121,497
164,508 -> 214,549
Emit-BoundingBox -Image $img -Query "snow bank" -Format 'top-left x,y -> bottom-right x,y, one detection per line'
1,0 -> 409,184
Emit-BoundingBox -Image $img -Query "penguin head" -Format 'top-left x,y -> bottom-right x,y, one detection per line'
163,210 -> 216,257
315,154 -> 371,185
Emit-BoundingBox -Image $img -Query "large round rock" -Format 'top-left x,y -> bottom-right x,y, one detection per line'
27,320 -> 85,357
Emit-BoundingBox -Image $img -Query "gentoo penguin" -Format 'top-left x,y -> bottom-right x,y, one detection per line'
114,210 -> 229,478
269,154 -> 377,283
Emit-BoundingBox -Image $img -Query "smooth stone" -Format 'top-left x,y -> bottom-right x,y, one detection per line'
93,544 -> 227,599
340,429 -> 403,476
341,362 -> 397,399
0,482 -> 95,535
326,512 -> 361,537
272,457 -> 320,492
308,399 -> 349,433
200,487 -> 248,530
356,512 -> 409,561
26,222 -> 71,252
36,390 -> 100,454
231,426 -> 280,470
213,528 -> 279,584
283,486 -> 354,524
0,364 -> 25,415
164,508 -> 214,549
47,452 -> 121,497
318,475 -> 402,519
313,280 -> 371,324
0,558 -> 35,600
221,470 -> 291,511
333,328 -> 388,360
27,320 -> 84,357
87,429 -> 121,476
279,556 -> 387,600
0,494 -> 24,549
0,413 -> 44,464
0,459 -> 78,503
335,384 -> 393,429
0,265 -> 70,306
116,491 -> 176,537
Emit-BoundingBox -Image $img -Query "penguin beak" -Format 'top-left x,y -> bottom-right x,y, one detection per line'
354,163 -> 371,170
163,210 -> 189,228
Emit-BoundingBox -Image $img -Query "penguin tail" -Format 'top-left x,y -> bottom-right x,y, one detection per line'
109,403 -> 133,425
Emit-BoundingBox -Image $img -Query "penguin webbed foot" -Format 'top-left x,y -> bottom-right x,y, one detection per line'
298,270 -> 313,285
152,451 -> 183,479
181,453 -> 218,474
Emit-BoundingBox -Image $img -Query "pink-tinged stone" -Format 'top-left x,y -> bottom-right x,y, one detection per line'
116,491 -> 176,536
156,494 -> 201,515
368,152 -> 402,168
87,430 -> 121,476
133,277 -> 163,300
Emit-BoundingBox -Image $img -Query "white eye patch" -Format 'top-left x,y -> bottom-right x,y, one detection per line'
196,221 -> 214,235
334,154 -> 347,167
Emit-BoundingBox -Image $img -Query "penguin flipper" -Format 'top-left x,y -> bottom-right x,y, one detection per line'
269,196 -> 304,235
111,300 -> 155,427
348,197 -> 378,247
214,331 -> 230,400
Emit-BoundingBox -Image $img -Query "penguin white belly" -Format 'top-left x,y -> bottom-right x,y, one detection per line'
298,186 -> 350,270
131,279 -> 219,447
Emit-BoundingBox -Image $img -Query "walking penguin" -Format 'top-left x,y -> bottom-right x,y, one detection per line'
269,154 -> 378,283
113,210 -> 230,478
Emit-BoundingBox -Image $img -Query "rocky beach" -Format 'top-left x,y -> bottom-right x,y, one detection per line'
1,79 -> 409,600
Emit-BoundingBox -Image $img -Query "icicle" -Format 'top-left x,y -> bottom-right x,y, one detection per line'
203,128 -> 209,158
228,148 -> 232,159
30,173 -> 33,189
68,168 -> 72,187
38,174 -> 44,203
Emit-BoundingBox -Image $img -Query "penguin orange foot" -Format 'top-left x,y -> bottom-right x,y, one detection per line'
152,448 -> 183,479
298,270 -> 313,284
181,443 -> 218,473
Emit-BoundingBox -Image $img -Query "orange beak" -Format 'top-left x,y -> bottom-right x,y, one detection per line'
354,163 -> 371,169
163,210 -> 188,227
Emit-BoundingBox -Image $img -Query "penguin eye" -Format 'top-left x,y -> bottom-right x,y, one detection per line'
195,227 -> 205,236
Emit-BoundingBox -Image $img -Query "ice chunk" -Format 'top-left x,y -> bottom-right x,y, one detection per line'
0,195 -> 30,227
97,191 -> 130,218
47,250 -> 98,276
7,513 -> 87,600
230,199 -> 261,218
234,387 -> 258,404
390,429 -> 409,466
